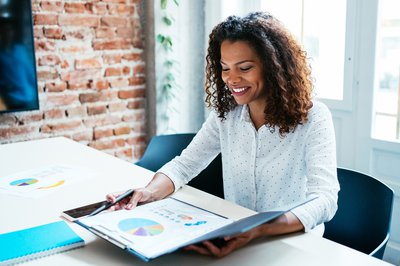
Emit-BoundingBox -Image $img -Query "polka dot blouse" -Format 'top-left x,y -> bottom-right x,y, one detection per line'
158,101 -> 340,232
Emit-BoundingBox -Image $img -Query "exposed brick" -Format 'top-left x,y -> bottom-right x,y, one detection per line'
127,99 -> 145,109
34,14 -> 58,25
66,106 -> 87,117
63,28 -> 94,40
118,89 -> 145,99
35,40 -> 56,52
108,4 -> 135,15
34,27 -> 44,38
122,112 -> 144,122
88,138 -> 125,150
102,0 -> 127,3
45,82 -> 67,92
37,70 -> 59,81
91,80 -> 109,90
60,46 -> 86,53
72,130 -> 93,141
64,3 -> 87,13
122,66 -> 130,75
68,82 -> 89,90
109,78 -> 129,88
75,58 -> 102,69
79,92 -> 101,103
128,76 -> 145,86
44,109 -> 65,119
133,64 -> 145,74
103,54 -> 122,64
58,15 -> 100,27
18,113 -> 44,124
41,1 -> 63,12
116,27 -> 134,38
91,3 -> 108,15
40,120 -> 81,133
114,126 -> 131,135
44,27 -> 63,39
0,115 -> 18,125
83,115 -> 121,127
87,105 -> 108,115
101,17 -> 127,27
0,126 -> 37,139
94,128 -> 113,140
105,67 -> 122,76
38,55 -> 61,66
108,102 -> 126,112
61,69 -> 102,83
93,39 -> 132,50
47,94 -> 79,107
115,147 -> 133,159
122,53 -> 142,61
127,135 -> 146,145
96,27 -> 115,39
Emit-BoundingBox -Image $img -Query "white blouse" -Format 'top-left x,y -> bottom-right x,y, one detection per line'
158,101 -> 339,231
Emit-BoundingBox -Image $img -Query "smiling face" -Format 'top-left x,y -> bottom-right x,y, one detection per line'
220,40 -> 266,110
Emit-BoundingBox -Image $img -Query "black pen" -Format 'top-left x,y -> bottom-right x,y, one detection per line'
88,189 -> 135,216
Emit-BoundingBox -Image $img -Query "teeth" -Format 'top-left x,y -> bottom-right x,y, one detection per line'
233,87 -> 247,92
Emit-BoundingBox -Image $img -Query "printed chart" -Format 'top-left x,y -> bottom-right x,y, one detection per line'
0,164 -> 97,198
119,218 -> 164,237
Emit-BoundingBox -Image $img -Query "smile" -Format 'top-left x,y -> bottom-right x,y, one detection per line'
232,87 -> 247,93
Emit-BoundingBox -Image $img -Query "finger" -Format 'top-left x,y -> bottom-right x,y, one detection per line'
106,194 -> 116,203
184,245 -> 212,256
202,241 -> 223,257
126,190 -> 143,209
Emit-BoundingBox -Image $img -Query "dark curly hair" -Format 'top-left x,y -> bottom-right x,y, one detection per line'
205,12 -> 313,135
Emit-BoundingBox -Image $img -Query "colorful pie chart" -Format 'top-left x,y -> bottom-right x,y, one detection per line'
10,178 -> 38,186
118,218 -> 164,237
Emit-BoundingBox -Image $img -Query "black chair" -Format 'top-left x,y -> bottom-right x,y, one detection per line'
323,168 -> 394,259
135,133 -> 224,198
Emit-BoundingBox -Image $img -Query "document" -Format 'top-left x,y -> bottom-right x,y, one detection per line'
75,196 -> 316,261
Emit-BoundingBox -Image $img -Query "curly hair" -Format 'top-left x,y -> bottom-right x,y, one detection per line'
205,12 -> 313,136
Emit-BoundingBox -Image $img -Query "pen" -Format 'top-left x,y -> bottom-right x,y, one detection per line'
88,189 -> 135,216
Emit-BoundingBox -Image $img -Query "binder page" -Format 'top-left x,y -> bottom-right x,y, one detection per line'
78,198 -> 233,259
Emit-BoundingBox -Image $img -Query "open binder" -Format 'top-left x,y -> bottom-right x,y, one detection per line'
75,196 -> 316,262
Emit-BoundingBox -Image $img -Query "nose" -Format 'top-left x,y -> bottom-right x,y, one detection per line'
226,70 -> 241,85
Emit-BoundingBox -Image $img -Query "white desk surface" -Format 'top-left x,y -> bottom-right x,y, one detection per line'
0,137 -> 393,266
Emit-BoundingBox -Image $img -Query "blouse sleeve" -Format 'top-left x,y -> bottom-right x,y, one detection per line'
157,111 -> 221,192
290,102 -> 340,232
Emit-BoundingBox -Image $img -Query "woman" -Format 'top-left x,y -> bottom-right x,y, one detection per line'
108,12 -> 339,257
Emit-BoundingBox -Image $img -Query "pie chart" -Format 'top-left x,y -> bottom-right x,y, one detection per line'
10,178 -> 38,186
118,218 -> 164,237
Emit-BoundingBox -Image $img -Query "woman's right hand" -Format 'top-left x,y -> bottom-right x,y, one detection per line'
106,172 -> 175,211
106,188 -> 154,211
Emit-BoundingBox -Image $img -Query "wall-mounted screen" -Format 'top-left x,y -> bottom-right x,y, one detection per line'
0,0 -> 39,113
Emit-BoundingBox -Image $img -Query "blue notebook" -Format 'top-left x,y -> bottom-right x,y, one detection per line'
0,221 -> 84,265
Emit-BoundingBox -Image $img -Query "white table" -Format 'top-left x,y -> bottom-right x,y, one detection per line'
0,137 -> 393,266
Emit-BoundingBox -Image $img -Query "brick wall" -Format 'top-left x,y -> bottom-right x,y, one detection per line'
0,0 -> 147,162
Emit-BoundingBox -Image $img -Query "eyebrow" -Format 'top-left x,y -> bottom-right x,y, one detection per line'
220,59 -> 255,65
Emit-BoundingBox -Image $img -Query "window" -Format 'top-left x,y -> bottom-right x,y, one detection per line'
373,0 -> 400,141
260,0 -> 347,101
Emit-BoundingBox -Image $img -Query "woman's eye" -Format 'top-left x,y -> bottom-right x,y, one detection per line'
221,68 -> 229,72
240,66 -> 252,71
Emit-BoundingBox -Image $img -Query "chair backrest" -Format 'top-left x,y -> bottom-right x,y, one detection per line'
135,133 -> 224,199
323,168 -> 394,259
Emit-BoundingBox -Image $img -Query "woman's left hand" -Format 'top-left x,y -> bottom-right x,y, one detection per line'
184,228 -> 259,258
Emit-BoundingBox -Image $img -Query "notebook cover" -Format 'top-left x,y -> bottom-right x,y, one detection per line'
0,221 -> 84,265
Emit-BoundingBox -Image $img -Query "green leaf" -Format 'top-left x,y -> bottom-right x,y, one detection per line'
162,16 -> 173,26
156,34 -> 165,43
173,0 -> 179,6
161,0 -> 167,9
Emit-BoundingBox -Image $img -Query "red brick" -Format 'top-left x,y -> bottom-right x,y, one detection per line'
0,126 -> 37,139
114,126 -> 131,135
133,64 -> 145,74
116,27 -> 134,38
91,3 -> 108,15
108,102 -> 127,112
105,67 -> 121,76
41,121 -> 81,133
79,92 -> 101,103
93,39 -> 132,50
122,66 -> 130,75
115,147 -> 133,160
91,80 -> 109,90
58,15 -> 99,27
83,115 -> 122,127
94,128 -> 113,139
18,113 -> 44,123
108,4 -> 135,15
118,89 -> 145,99
72,130 -> 93,142
96,27 -> 115,39
122,53 -> 142,61
34,14 -> 58,25
45,82 -> 67,92
0,115 -> 17,125
87,105 -> 108,115
128,76 -> 145,86
64,3 -> 87,13
34,27 -> 44,38
68,82 -> 89,90
37,70 -> 59,81
60,46 -> 86,53
66,106 -> 87,117
47,94 -> 79,107
44,27 -> 63,39
61,69 -> 102,83
75,58 -> 102,69
102,0 -> 127,4
41,1 -> 63,12
127,99 -> 145,109
64,28 -> 93,40
109,78 -> 129,88
122,112 -> 145,122
103,54 -> 122,64
35,40 -> 56,52
38,55 -> 61,66
44,109 -> 65,119
101,17 -> 127,27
